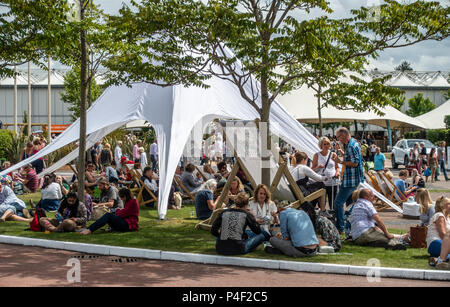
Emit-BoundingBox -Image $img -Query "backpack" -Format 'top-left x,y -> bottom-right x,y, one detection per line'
29,208 -> 47,232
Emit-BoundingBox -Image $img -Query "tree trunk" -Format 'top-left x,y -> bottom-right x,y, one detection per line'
260,72 -> 271,188
77,0 -> 88,202
317,86 -> 323,137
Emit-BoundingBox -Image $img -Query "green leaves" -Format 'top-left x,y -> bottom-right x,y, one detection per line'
0,0 -> 69,78
405,93 -> 436,117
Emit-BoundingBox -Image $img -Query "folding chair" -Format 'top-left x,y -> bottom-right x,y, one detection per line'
128,167 -> 158,207
379,172 -> 407,207
173,175 -> 198,201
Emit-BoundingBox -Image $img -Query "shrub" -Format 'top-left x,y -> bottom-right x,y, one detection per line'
0,130 -> 14,161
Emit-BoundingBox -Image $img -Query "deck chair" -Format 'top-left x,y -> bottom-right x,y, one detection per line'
379,172 -> 407,206
128,167 -> 158,207
173,175 -> 199,201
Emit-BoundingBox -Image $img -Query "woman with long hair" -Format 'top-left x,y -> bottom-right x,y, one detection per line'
416,188 -> 435,226
40,192 -> 87,232
426,196 -> 450,259
38,174 -> 63,211
248,184 -> 278,233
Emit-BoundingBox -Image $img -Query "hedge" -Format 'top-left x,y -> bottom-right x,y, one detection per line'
0,130 -> 14,161
404,129 -> 450,145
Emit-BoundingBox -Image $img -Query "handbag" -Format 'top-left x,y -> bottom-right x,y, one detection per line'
436,166 -> 441,176
424,167 -> 431,177
91,205 -> 110,221
410,225 -> 427,248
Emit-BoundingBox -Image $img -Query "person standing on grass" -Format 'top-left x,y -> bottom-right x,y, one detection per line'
150,139 -> 158,172
333,127 -> 364,233
80,188 -> 139,235
114,141 -> 123,171
373,147 -> 385,172
436,141 -> 449,182
133,140 -> 142,163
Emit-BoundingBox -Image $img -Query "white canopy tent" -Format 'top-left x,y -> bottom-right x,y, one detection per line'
277,84 -> 427,129
0,73 -> 322,219
416,99 -> 450,129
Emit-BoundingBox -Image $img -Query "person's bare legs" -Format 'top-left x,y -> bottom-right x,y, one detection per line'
0,209 -> 14,222
319,195 -> 326,212
7,215 -> 33,223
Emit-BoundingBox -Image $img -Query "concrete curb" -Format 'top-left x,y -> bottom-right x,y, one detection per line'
1,235 -> 449,281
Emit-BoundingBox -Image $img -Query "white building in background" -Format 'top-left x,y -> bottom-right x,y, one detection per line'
368,70 -> 450,112
0,68 -> 105,131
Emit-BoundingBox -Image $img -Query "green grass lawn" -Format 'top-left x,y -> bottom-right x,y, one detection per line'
0,193 -> 433,270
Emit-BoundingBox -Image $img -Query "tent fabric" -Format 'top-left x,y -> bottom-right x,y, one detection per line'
277,84 -> 427,129
0,74 -> 320,219
416,99 -> 450,129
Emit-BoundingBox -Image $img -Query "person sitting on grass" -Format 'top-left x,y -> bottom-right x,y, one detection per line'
38,174 -> 66,212
13,164 -> 39,193
94,177 -> 123,210
300,202 -> 341,252
40,192 -> 87,233
411,169 -> 425,189
80,188 -> 139,235
0,182 -> 32,222
195,179 -> 218,220
416,188 -> 435,226
266,205 -> 319,257
105,161 -> 119,184
85,162 -> 99,190
70,182 -> 93,221
211,192 -> 268,256
225,177 -> 246,207
350,188 -> 408,250
248,184 -> 278,233
426,196 -> 450,261
394,170 -> 416,200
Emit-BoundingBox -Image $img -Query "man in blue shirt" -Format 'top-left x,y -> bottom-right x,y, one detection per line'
268,207 -> 319,257
333,127 -> 364,232
373,147 -> 386,171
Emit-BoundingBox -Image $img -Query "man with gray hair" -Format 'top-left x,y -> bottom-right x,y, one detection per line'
350,188 -> 406,250
334,127 -> 364,233
195,179 -> 218,220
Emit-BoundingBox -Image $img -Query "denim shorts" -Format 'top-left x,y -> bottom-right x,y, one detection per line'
428,240 -> 442,258
0,204 -> 17,216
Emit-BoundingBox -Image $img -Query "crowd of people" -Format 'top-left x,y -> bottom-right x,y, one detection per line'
0,128 -> 449,271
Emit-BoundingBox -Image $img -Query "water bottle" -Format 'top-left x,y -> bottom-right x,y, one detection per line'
190,210 -> 195,218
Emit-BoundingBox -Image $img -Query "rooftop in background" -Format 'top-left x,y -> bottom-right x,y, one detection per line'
0,68 -> 108,87
367,71 -> 450,89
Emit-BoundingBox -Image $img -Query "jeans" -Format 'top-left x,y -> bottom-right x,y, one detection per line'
88,213 -> 129,233
436,160 -> 449,181
243,231 -> 269,254
334,184 -> 358,232
150,155 -> 158,172
10,202 -> 26,217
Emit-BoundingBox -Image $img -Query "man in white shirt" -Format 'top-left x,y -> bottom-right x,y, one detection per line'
150,140 -> 158,172
114,141 -> 123,171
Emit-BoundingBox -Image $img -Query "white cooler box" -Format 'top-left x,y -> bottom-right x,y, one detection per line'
402,202 -> 421,218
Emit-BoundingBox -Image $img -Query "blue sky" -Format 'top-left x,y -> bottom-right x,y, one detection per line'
95,0 -> 449,72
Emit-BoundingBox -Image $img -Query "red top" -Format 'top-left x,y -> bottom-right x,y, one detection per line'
115,198 -> 139,231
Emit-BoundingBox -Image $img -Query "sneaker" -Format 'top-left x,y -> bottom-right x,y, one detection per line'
435,262 -> 450,270
429,257 -> 438,267
264,246 -> 283,255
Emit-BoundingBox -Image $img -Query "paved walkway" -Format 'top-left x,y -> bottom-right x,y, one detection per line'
0,244 -> 448,287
